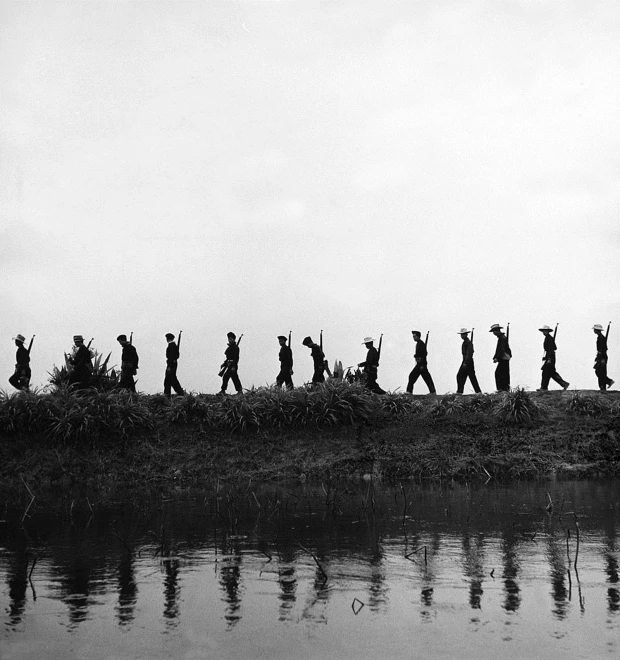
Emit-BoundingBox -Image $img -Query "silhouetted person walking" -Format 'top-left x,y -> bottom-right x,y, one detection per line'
407,330 -> 436,394
164,333 -> 184,397
276,335 -> 294,389
456,328 -> 481,394
490,324 -> 511,392
117,334 -> 139,392
68,335 -> 92,390
302,336 -> 325,384
537,325 -> 569,391
219,332 -> 243,395
593,324 -> 614,391
8,334 -> 31,391
358,336 -> 385,394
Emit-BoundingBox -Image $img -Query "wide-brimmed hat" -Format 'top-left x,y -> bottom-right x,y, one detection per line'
302,336 -> 312,346
361,336 -> 375,344
538,325 -> 552,332
165,333 -> 175,340
73,335 -> 84,343
117,334 -> 128,342
12,334 -> 26,343
592,324 -> 604,331
457,328 -> 470,334
277,335 -> 287,341
489,324 -> 503,332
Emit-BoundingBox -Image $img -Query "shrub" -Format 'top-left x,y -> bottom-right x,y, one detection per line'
564,392 -> 607,417
493,387 -> 543,423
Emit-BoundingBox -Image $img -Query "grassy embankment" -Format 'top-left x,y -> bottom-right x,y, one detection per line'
1,383 -> 619,489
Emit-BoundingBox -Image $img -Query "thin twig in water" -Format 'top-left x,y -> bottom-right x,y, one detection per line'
298,542 -> 328,581
20,477 -> 36,522
573,514 -> 580,569
405,546 -> 428,565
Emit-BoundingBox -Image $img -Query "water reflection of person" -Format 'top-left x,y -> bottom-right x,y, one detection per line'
5,542 -> 29,628
602,503 -> 619,614
419,532 -> 441,622
277,565 -> 297,622
500,530 -> 522,613
163,558 -> 181,626
301,564 -> 330,625
116,550 -> 138,627
462,532 -> 485,610
62,556 -> 92,627
545,530 -> 569,620
368,548 -> 388,614
219,539 -> 243,629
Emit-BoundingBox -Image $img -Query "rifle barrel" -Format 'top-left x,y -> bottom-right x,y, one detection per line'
606,322 -> 612,339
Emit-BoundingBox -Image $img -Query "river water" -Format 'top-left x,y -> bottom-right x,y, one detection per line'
1,478 -> 619,659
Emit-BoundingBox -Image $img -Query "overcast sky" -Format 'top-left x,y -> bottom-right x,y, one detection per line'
2,0 -> 619,395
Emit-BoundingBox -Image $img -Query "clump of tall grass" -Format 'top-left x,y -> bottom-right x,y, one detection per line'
564,392 -> 608,417
0,389 -> 154,443
48,348 -> 118,391
464,392 -> 499,413
379,392 -> 419,419
425,394 -> 466,420
493,387 -> 544,423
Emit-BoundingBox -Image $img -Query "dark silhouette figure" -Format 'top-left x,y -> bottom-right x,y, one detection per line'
358,337 -> 385,394
164,333 -> 184,397
219,332 -> 242,394
302,336 -> 325,384
490,324 -> 511,391
407,331 -> 435,394
276,335 -> 294,389
456,329 -> 481,394
538,326 -> 569,391
8,334 -> 31,391
117,334 -> 139,392
67,335 -> 92,390
593,324 -> 614,391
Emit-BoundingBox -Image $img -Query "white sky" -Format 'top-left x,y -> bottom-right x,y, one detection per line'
1,0 -> 619,394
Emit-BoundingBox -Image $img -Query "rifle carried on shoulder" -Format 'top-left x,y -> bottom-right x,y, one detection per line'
506,322 -> 510,341
377,333 -> 383,361
553,323 -> 559,340
288,331 -> 291,347
425,330 -> 429,346
471,328 -> 475,345
177,330 -> 182,351
218,333 -> 243,377
87,338 -> 94,349
129,332 -> 133,345
606,322 -> 612,339
27,335 -> 35,354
